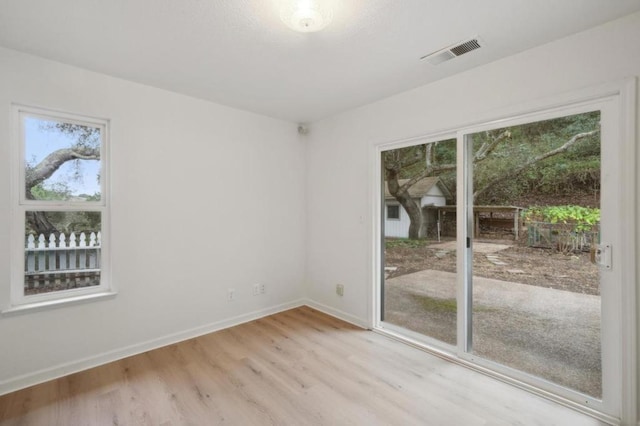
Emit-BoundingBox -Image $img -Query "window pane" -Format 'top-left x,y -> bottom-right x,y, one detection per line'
469,111 -> 602,397
387,205 -> 400,219
24,116 -> 101,202
382,139 -> 457,345
24,211 -> 101,295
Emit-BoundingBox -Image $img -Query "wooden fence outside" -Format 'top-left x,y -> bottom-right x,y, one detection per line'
526,221 -> 600,253
24,232 -> 101,292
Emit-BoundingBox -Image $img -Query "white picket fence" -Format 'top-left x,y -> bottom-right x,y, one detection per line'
24,232 -> 101,291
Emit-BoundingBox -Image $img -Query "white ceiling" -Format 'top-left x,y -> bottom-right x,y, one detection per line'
1,0 -> 639,123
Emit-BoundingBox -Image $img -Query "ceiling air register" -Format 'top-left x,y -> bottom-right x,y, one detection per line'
421,37 -> 483,65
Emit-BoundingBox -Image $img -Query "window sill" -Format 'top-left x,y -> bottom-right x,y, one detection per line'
1,291 -> 117,316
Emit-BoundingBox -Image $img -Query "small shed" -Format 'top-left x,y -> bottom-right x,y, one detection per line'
384,177 -> 453,238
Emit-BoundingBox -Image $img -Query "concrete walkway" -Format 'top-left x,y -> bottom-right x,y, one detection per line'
388,269 -> 600,321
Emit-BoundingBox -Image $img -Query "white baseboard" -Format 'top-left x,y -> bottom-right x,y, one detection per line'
0,299 -> 306,396
303,299 -> 371,329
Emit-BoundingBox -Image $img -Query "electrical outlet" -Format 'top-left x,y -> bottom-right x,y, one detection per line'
228,288 -> 235,301
259,283 -> 266,294
336,284 -> 344,296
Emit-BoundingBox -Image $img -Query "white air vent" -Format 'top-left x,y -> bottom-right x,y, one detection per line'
421,37 -> 483,65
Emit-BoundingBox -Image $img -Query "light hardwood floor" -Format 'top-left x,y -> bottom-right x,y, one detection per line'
0,306 -> 604,425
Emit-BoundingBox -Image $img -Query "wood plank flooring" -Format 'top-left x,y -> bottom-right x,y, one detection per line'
0,306 -> 604,425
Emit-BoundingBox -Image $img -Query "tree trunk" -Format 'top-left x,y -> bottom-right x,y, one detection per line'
386,170 -> 426,239
25,211 -> 57,236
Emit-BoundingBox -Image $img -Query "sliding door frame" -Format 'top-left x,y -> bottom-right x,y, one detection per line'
457,97 -> 621,417
372,79 -> 637,425
375,131 -> 457,353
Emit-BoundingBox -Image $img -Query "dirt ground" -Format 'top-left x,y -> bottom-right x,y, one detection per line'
385,238 -> 599,295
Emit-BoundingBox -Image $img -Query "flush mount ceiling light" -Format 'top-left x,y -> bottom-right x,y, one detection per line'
280,0 -> 333,33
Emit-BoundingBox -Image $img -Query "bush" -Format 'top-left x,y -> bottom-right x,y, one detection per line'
522,205 -> 599,232
523,205 -> 600,253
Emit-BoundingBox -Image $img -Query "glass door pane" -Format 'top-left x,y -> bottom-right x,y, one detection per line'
467,111 -> 603,397
381,139 -> 457,345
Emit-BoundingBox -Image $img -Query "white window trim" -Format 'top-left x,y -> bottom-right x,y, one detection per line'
4,105 -> 114,313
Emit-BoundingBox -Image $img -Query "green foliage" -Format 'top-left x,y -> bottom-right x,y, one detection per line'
82,193 -> 102,201
383,144 -> 426,178
533,158 -> 600,194
384,111 -> 601,235
383,138 -> 457,199
522,205 -> 600,232
29,182 -> 100,202
411,295 -> 457,313
30,182 -> 71,200
25,210 -> 101,236
410,294 -> 496,313
473,111 -> 600,205
431,138 -> 456,164
43,121 -> 101,150
385,238 -> 430,249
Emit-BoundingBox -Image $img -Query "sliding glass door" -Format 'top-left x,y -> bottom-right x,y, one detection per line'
379,94 -> 627,418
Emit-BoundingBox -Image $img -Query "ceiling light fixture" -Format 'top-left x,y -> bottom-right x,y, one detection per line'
280,0 -> 333,33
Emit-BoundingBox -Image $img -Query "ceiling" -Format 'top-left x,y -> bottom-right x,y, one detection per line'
0,1 -> 639,123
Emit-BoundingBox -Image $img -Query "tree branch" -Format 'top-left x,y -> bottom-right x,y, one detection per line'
473,129 -> 599,199
26,147 -> 99,190
474,130 -> 511,161
384,145 -> 425,172
424,130 -> 510,176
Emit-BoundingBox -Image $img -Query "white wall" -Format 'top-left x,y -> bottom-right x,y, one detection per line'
384,202 -> 409,239
0,47 -> 306,393
384,191 -> 447,239
421,187 -> 446,207
306,11 -> 640,334
306,11 -> 640,423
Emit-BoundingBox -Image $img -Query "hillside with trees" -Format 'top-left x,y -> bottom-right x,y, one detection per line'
383,111 -> 600,239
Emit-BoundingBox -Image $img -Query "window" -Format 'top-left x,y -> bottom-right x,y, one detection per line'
387,204 -> 400,220
9,106 -> 110,309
